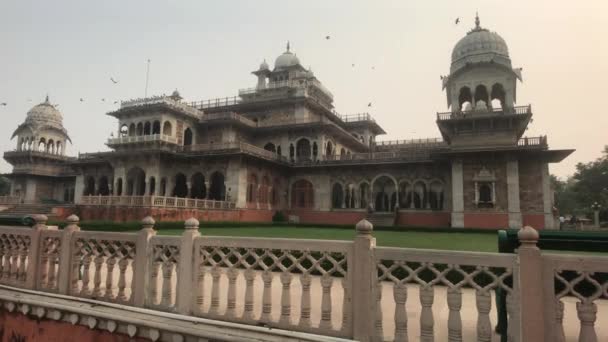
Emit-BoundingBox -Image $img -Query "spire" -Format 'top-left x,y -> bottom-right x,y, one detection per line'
475,12 -> 480,29
45,94 -> 50,103
286,41 -> 290,52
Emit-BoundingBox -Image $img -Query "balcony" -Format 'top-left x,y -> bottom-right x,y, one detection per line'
436,105 -> 532,121
517,135 -> 548,148
118,96 -> 202,118
189,96 -> 240,110
107,134 -> 178,146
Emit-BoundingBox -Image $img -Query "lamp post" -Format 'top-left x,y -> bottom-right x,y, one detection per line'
591,201 -> 601,228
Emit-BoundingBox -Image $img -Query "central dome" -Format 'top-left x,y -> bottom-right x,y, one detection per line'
25,96 -> 63,127
450,16 -> 511,73
274,42 -> 301,70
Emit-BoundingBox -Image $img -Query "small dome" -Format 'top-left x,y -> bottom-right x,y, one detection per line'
274,42 -> 301,69
259,59 -> 269,70
450,15 -> 511,73
25,96 -> 63,127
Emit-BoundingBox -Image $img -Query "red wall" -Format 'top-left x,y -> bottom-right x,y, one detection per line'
75,206 -> 273,223
522,214 -> 545,230
396,211 -> 450,227
463,212 -> 509,229
287,210 -> 367,225
0,310 -> 150,342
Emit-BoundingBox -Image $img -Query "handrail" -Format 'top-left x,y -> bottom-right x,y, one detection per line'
107,134 -> 178,145
437,105 -> 532,120
79,195 -> 237,209
119,96 -> 202,118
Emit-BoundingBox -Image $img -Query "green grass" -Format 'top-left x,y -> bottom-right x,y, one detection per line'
61,220 -> 499,253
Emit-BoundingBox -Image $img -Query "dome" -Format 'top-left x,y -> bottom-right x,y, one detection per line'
450,15 -> 511,73
259,59 -> 269,70
274,42 -> 301,69
25,96 -> 63,127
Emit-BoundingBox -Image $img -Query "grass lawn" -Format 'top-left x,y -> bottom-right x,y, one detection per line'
70,221 -> 499,253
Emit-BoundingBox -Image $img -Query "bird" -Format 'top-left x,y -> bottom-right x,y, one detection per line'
79,98 -> 84,102
371,66 -> 375,70
113,100 -> 118,104
455,17 -> 460,25
101,98 -> 105,102
368,102 -> 372,107
110,77 -> 118,84
325,35 -> 331,40
352,63 -> 355,67
0,102 -> 6,106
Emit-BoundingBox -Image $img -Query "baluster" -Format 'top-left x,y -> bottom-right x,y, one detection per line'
47,250 -> 59,289
117,258 -> 129,302
447,287 -> 462,342
160,260 -> 175,308
0,245 -> 5,281
475,290 -> 492,342
80,254 -> 92,295
260,270 -> 273,323
299,273 -> 312,327
319,274 -> 333,329
149,261 -> 161,305
2,246 -> 10,281
70,252 -> 81,295
209,266 -> 221,315
38,247 -> 49,288
279,272 -> 293,325
506,291 -> 520,342
341,277 -> 349,331
375,282 -> 384,341
243,268 -> 255,321
393,283 -> 408,342
576,301 -> 598,342
195,264 -> 205,314
420,285 -> 434,342
17,243 -> 28,284
92,255 -> 104,297
553,299 -> 565,342
226,268 -> 238,318
104,256 -> 117,300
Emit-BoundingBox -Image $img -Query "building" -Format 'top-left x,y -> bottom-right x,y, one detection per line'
2,17 -> 573,228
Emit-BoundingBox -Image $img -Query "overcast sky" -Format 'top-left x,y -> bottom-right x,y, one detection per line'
0,0 -> 606,178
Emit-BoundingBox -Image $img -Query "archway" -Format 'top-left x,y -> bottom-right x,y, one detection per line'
359,183 -> 370,209
372,175 -> 396,212
291,179 -> 314,209
474,85 -> 489,110
38,138 -> 46,152
143,122 -> 151,135
116,178 -> 123,196
160,178 -> 167,196
191,173 -> 206,199
129,123 -> 136,136
459,86 -> 473,111
162,121 -> 172,136
398,181 -> 412,209
429,181 -> 444,210
183,128 -> 193,146
120,124 -> 128,137
149,177 -> 156,195
260,176 -> 270,204
296,139 -> 311,162
413,181 -> 427,209
173,173 -> 188,198
331,183 -> 344,209
326,141 -> 333,156
152,121 -> 161,135
208,171 -> 225,200
136,123 -> 143,136
126,167 -> 146,196
491,83 -> 506,110
56,141 -> 62,155
85,176 -> 95,196
47,139 -> 54,154
98,176 -> 110,196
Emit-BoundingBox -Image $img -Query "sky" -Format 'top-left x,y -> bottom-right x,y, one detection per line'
0,0 -> 606,178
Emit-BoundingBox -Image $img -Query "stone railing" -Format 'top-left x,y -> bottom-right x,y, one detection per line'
0,196 -> 21,205
119,96 -> 202,118
436,105 -> 532,121
106,134 -> 179,146
79,195 -> 237,210
1,216 -> 606,341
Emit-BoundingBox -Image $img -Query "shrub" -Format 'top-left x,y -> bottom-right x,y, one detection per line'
272,211 -> 286,223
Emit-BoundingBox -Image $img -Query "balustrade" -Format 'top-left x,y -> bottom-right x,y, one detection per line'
0,216 -> 606,341
79,195 -> 236,210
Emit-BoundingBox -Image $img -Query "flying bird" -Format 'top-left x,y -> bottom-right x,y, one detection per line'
455,17 -> 460,25
110,77 -> 118,84
101,98 -> 105,102
371,66 -> 375,70
367,102 -> 372,107
325,35 -> 331,40
352,63 -> 355,67
79,98 -> 84,102
0,103 -> 6,106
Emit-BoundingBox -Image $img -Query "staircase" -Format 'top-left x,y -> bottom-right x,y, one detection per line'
0,204 -> 56,218
366,212 -> 396,227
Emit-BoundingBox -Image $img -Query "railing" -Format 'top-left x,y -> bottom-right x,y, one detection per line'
517,135 -> 548,147
437,105 -> 532,120
2,216 -> 606,341
375,138 -> 445,148
338,113 -> 374,123
293,149 -> 437,165
79,195 -> 236,210
119,95 -> 201,118
3,150 -> 75,161
200,112 -> 257,127
189,96 -> 240,110
0,196 -> 21,205
107,134 -> 178,145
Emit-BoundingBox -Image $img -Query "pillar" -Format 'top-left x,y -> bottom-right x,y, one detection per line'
74,175 -> 85,204
541,163 -> 555,229
451,160 -> 464,228
507,159 -> 522,229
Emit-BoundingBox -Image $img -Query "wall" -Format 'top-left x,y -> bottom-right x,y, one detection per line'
76,206 -> 274,223
287,209 -> 367,225
396,211 -> 450,227
0,310 -> 150,342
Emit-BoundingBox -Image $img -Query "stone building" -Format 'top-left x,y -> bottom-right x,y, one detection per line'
3,17 -> 572,228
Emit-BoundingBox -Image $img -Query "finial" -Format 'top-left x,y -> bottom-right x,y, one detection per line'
286,41 -> 290,52
45,94 -> 50,103
475,12 -> 480,29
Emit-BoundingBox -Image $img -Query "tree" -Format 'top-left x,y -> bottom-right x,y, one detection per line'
0,177 -> 10,196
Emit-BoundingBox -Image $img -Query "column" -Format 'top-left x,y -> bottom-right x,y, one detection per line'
451,160 -> 464,228
541,163 -> 555,229
507,159 -> 522,229
74,175 -> 85,204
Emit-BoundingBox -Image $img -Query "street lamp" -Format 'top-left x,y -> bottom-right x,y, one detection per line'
591,202 -> 601,227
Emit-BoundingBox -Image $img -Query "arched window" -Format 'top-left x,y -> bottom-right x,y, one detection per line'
85,176 -> 95,196
291,180 -> 314,209
332,183 -> 344,209
264,143 -> 276,153
98,176 -> 110,196
116,178 -> 123,196
208,171 -> 226,200
474,85 -> 489,110
479,183 -> 492,203
191,173 -> 206,199
491,83 -> 506,110
398,182 -> 411,209
173,173 -> 188,197
126,167 -> 146,196
183,128 -> 193,146
162,121 -> 172,136
149,177 -> 156,195
47,139 -> 54,154
143,122 -> 151,135
136,123 -> 144,136
56,141 -> 62,155
38,138 -> 46,152
159,178 -> 167,196
458,86 -> 473,111
120,124 -> 128,137
128,123 -> 136,136
344,184 -> 355,208
326,141 -> 333,156
152,121 -> 161,135
296,139 -> 311,162
413,181 -> 427,209
429,181 -> 444,210
373,176 -> 397,212
340,148 -> 346,156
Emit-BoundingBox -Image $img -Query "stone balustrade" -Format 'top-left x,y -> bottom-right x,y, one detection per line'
79,195 -> 237,210
0,215 -> 606,341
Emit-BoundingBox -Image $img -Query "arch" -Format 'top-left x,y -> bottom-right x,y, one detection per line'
120,124 -> 128,137
296,138 -> 311,162
116,178 -> 123,196
183,127 -> 193,146
340,148 -> 346,156
474,84 -> 489,109
413,181 -> 427,209
358,182 -> 370,209
208,171 -> 226,200
162,121 -> 172,136
247,173 -> 258,203
429,181 -> 444,210
326,141 -> 334,156
143,122 -> 151,135
191,173 -> 206,199
47,139 -> 54,154
491,83 -> 506,110
173,173 -> 188,197
136,123 -> 143,136
291,179 -> 314,209
98,176 -> 110,196
38,138 -> 46,152
149,176 -> 156,195
159,178 -> 167,196
126,167 -> 146,196
84,176 -> 95,196
56,141 -> 62,155
398,180 -> 412,209
152,120 -> 161,135
331,183 -> 344,209
128,123 -> 136,136
372,175 -> 397,212
312,142 -> 318,160
263,143 -> 276,153
458,86 -> 473,111
344,183 -> 356,209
